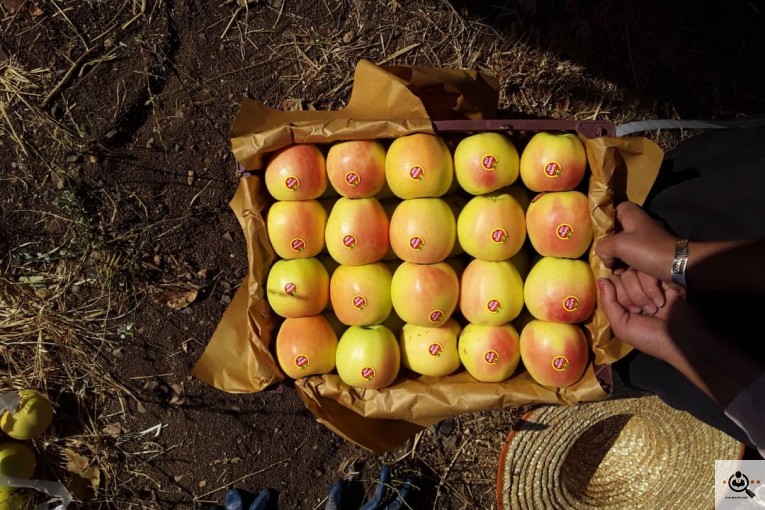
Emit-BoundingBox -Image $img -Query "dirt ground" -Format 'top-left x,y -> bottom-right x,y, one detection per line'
1,0 -> 763,509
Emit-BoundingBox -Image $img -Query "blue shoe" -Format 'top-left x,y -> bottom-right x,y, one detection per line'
324,480 -> 346,510
381,472 -> 419,510
360,464 -> 391,510
224,489 -> 247,510
249,488 -> 277,510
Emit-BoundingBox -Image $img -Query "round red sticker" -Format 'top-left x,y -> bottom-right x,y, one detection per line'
345,171 -> 361,187
285,175 -> 301,190
343,234 -> 357,249
409,165 -> 425,180
544,161 -> 562,178
352,295 -> 367,310
551,356 -> 570,371
428,343 -> 443,357
295,354 -> 310,369
429,310 -> 444,323
290,238 -> 306,252
484,350 -> 500,365
491,228 -> 508,244
284,282 -> 298,296
409,236 -> 425,250
487,299 -> 502,313
563,296 -> 580,312
482,155 -> 497,170
361,367 -> 376,381
556,224 -> 574,240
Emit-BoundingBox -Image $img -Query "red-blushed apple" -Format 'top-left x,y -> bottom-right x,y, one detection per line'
458,323 -> 521,382
526,191 -> 593,258
275,315 -> 338,379
325,197 -> 390,265
399,319 -> 462,377
266,258 -> 329,318
505,184 -> 531,212
457,192 -> 526,261
385,133 -> 453,199
460,259 -> 524,326
389,198 -> 455,264
524,257 -> 596,323
391,262 -> 459,327
519,132 -> 587,192
330,262 -> 393,326
454,132 -> 519,195
335,325 -> 400,389
266,200 -> 327,259
327,140 -> 387,198
519,320 -> 589,387
265,144 -> 327,200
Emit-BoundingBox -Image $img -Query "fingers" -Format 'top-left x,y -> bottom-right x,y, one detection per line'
620,269 -> 658,315
595,235 -> 620,268
598,278 -> 666,351
613,201 -> 649,232
638,271 -> 665,308
608,274 -> 638,313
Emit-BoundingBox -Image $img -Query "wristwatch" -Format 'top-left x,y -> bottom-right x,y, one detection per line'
671,239 -> 690,290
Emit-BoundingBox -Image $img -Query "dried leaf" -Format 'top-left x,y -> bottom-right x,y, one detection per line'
31,6 -> 43,16
0,0 -> 24,13
136,401 -> 148,414
198,480 -> 207,489
64,449 -> 89,474
69,467 -> 100,501
102,423 -> 123,436
164,289 -> 198,310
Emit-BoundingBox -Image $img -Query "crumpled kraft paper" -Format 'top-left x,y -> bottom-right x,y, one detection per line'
193,59 -> 664,453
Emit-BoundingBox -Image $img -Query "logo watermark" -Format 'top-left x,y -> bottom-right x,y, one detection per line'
716,460 -> 765,509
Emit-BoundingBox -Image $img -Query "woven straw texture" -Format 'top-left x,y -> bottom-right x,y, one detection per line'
498,395 -> 744,509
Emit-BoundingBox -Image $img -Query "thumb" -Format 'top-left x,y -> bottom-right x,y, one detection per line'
598,278 -> 628,331
595,235 -> 622,268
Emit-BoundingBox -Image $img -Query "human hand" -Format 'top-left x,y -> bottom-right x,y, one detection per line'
595,202 -> 680,283
608,268 -> 665,315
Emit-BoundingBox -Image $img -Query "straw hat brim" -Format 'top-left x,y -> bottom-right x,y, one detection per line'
497,395 -> 745,510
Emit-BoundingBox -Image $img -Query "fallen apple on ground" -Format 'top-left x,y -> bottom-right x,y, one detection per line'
325,197 -> 390,265
524,256 -> 596,323
385,133 -> 453,199
266,200 -> 327,259
458,323 -> 521,382
389,198 -> 455,264
265,144 -> 327,200
454,132 -> 519,195
266,258 -> 329,318
275,315 -> 338,379
519,132 -> 587,192
519,319 -> 589,388
327,140 -> 387,198
0,389 -> 53,440
335,325 -> 400,389
399,319 -> 462,377
391,261 -> 459,328
526,191 -> 593,258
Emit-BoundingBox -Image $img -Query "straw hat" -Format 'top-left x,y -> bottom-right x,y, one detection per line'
497,395 -> 745,510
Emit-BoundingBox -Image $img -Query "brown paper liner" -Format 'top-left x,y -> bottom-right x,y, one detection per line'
193,60 -> 664,452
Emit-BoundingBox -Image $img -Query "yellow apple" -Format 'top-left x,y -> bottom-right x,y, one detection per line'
399,319 -> 462,377
519,132 -> 587,192
335,325 -> 400,389
454,132 -> 519,195
524,257 -> 596,323
459,259 -> 524,326
389,198 -> 455,264
385,133 -> 453,199
266,258 -> 329,318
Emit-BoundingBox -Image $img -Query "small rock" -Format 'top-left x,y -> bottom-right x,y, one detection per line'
66,154 -> 80,163
105,129 -> 117,139
443,434 -> 459,450
198,480 -> 207,489
342,31 -> 355,44
437,418 -> 455,436
220,294 -> 231,304
174,143 -> 182,152
222,232 -> 233,242
145,137 -> 154,149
